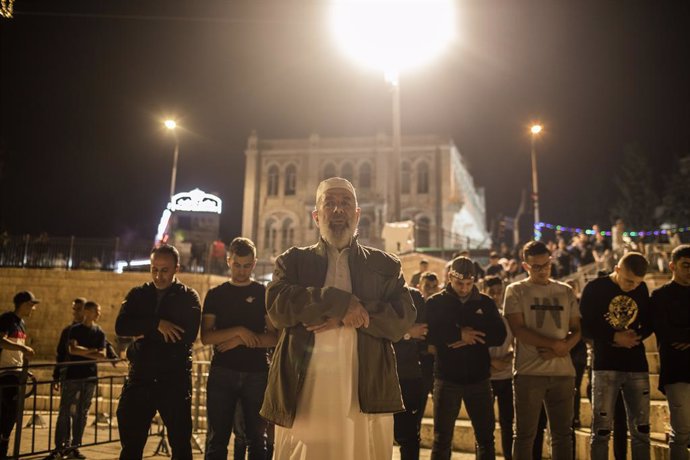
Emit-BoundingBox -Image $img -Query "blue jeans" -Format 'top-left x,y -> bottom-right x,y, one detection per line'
591,370 -> 650,460
55,379 -> 97,449
666,382 -> 690,460
431,378 -> 495,460
513,374 -> 574,460
204,366 -> 268,460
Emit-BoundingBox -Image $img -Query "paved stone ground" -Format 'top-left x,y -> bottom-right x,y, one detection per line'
12,414 -> 486,459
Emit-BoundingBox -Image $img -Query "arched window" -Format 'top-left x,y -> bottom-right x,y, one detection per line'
281,218 -> 295,250
416,216 -> 431,248
341,162 -> 354,182
264,218 -> 277,252
359,162 -> 372,189
322,163 -> 336,180
267,165 -> 279,196
358,216 -> 371,240
401,161 -> 411,194
285,164 -> 297,196
417,161 -> 429,194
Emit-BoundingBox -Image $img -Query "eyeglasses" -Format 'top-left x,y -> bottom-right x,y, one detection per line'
526,258 -> 552,272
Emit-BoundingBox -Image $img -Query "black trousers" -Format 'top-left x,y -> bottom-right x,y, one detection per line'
0,375 -> 20,459
116,375 -> 193,460
394,378 -> 423,460
491,378 -> 513,460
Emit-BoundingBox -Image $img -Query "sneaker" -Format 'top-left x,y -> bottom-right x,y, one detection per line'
64,448 -> 85,460
41,451 -> 64,460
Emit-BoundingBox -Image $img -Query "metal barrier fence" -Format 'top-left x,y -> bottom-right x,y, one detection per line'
0,353 -> 213,459
0,235 -> 152,271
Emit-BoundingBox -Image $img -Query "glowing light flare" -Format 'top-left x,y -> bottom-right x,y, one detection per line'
330,0 -> 456,76
164,119 -> 177,130
531,124 -> 543,135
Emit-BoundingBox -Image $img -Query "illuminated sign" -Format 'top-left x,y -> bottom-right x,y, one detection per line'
168,188 -> 222,214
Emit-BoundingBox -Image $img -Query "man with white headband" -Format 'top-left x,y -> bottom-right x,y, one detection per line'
261,177 -> 416,460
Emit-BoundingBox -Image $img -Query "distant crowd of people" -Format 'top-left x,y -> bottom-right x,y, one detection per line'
1,176 -> 688,460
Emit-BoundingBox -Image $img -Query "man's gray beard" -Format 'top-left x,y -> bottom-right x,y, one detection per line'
321,223 -> 354,249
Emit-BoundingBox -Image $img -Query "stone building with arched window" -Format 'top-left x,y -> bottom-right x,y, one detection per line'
241,131 -> 491,260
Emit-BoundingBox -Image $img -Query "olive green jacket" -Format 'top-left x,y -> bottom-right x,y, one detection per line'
260,237 -> 416,428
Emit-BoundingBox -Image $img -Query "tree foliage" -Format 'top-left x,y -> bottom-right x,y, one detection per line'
609,144 -> 659,229
662,156 -> 690,226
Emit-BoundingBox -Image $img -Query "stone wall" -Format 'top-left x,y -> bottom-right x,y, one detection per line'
0,268 -> 227,358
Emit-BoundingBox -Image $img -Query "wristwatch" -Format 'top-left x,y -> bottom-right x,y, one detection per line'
403,333 -> 412,341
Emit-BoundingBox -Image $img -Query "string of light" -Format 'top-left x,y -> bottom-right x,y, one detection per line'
534,222 -> 689,238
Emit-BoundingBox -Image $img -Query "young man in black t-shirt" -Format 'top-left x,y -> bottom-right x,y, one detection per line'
581,252 -> 653,460
46,301 -> 106,460
0,291 -> 38,460
201,237 -> 278,460
652,244 -> 690,460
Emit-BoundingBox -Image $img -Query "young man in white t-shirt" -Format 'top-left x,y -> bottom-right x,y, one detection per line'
504,241 -> 581,460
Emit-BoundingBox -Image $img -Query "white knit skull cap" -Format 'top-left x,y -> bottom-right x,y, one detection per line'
315,177 -> 357,205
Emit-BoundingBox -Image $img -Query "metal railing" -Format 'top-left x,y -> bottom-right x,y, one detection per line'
1,360 -> 125,459
0,351 -> 213,459
0,235 -> 151,271
0,234 -> 230,275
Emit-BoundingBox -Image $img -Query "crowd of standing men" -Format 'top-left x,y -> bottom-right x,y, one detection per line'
0,175 -> 688,460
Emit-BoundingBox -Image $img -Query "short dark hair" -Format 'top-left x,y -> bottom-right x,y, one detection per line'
671,244 -> 690,263
449,257 -> 476,279
73,297 -> 87,306
228,237 -> 257,258
151,244 -> 180,266
420,271 -> 438,283
84,301 -> 100,311
618,252 -> 649,277
522,240 -> 550,261
484,275 -> 503,288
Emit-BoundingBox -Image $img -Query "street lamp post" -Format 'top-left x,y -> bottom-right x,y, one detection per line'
530,124 -> 542,240
329,0 -> 455,224
387,72 -> 402,222
164,119 -> 179,202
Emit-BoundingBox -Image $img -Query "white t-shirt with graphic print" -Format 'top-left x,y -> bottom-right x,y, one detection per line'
504,279 -> 580,377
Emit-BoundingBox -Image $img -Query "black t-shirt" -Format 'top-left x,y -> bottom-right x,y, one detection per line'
66,323 -> 106,380
581,276 -> 652,372
651,281 -> 690,391
203,281 -> 269,373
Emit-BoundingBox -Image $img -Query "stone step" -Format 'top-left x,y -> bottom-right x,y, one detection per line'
418,417 -> 670,459
423,392 -> 671,435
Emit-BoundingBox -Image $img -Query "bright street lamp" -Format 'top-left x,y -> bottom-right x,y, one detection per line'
330,0 -> 455,222
530,124 -> 543,240
164,119 -> 180,201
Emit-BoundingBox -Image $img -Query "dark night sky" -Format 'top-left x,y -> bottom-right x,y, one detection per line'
1,1 -> 689,242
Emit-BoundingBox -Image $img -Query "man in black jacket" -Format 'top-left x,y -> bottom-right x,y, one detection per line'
651,244 -> 690,460
115,245 -> 201,460
427,257 -> 506,460
393,287 -> 428,460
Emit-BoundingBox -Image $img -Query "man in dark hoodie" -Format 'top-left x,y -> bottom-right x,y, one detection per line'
115,244 -> 201,460
427,256 -> 506,460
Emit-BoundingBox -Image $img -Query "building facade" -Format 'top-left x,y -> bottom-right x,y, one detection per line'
241,131 -> 491,260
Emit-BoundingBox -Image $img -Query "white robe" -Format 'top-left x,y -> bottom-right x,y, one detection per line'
274,247 -> 393,460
